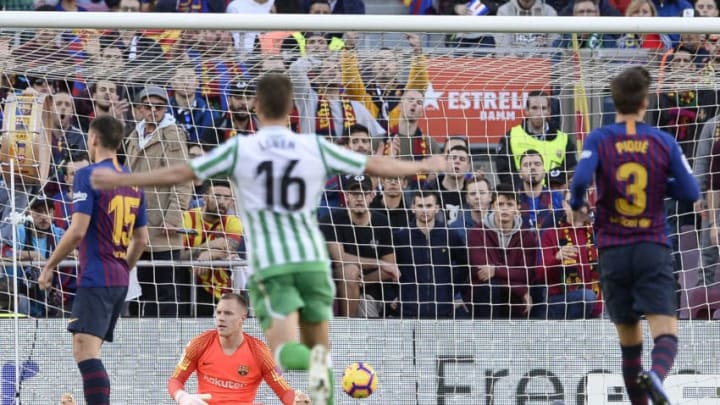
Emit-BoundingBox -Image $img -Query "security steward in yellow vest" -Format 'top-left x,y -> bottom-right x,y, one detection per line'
494,92 -> 577,189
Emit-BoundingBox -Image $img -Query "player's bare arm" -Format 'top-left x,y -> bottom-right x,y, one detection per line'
91,163 -> 197,190
365,154 -> 447,178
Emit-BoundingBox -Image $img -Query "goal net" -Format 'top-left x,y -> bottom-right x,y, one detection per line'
0,14 -> 719,404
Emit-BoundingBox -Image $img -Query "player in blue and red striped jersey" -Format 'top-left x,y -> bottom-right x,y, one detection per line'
39,115 -> 149,405
570,66 -> 700,405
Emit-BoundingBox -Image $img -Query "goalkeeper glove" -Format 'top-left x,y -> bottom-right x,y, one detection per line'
175,390 -> 212,405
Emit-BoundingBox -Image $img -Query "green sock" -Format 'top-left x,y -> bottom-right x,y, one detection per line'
277,342 -> 311,370
327,368 -> 335,405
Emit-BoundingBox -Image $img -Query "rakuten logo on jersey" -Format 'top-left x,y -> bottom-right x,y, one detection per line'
203,374 -> 246,390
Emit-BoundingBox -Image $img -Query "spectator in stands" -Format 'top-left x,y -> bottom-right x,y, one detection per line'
652,0 -> 692,17
52,153 -> 90,230
555,0 -> 622,14
11,29 -> 65,69
695,0 -> 719,16
50,92 -> 87,169
181,180 -> 243,316
319,124 -> 376,218
194,30 -> 243,107
537,193 -> 601,319
289,55 -> 385,139
341,33 -> 428,130
385,89 -> 443,157
2,197 -> 66,317
702,34 -> 720,78
19,76 -> 53,95
697,115 -> 720,287
494,90 -> 576,189
468,184 -> 538,319
553,0 -> 618,49
78,80 -> 131,132
226,0 -> 275,55
449,176 -> 492,243
203,79 -> 258,146
117,0 -> 141,11
426,145 -> 470,224
446,0 -> 496,48
169,65 -> 214,144
60,393 -> 77,405
617,0 -> 671,49
394,189 -> 469,319
320,175 -> 399,318
494,0 -> 560,53
125,86 -> 192,317
302,0 -> 365,13
517,150 -> 564,229
370,176 -> 412,230
153,0 -> 225,12
655,46 -> 717,165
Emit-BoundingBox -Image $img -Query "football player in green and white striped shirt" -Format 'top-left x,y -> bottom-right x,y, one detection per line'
91,73 -> 447,405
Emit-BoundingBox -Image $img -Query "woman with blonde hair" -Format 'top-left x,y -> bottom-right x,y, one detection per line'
618,0 -> 671,50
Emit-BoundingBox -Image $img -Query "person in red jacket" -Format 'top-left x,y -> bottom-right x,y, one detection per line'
468,183 -> 538,319
536,193 -> 602,319
168,293 -> 310,405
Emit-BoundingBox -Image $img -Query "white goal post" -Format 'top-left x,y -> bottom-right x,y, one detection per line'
0,12 -> 715,33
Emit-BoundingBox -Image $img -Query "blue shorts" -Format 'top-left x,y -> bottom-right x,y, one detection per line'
598,243 -> 676,324
68,287 -> 127,342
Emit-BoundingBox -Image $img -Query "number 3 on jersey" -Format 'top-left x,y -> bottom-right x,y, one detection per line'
108,196 -> 141,248
615,162 -> 648,216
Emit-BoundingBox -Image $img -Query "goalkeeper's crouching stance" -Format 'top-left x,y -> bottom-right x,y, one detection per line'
168,293 -> 310,405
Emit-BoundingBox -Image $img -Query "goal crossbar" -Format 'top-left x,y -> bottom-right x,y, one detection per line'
0,12 -> 715,34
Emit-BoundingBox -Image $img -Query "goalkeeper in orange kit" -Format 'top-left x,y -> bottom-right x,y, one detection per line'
168,293 -> 310,405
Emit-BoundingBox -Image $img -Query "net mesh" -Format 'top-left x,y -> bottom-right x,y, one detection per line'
0,26 -> 718,404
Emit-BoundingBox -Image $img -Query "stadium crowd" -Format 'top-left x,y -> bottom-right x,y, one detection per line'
0,0 -> 719,321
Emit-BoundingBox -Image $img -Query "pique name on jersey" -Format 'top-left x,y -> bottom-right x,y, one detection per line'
258,137 -> 296,151
615,139 -> 649,154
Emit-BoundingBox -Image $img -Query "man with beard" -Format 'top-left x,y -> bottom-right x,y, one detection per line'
318,124 -> 374,218
169,66 -> 215,144
341,33 -> 428,130
203,79 -> 259,145
181,180 -> 243,316
426,145 -> 471,224
290,55 -> 385,140
517,150 -> 564,229
78,80 -> 130,133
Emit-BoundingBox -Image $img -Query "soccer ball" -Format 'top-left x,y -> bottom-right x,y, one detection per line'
342,362 -> 378,398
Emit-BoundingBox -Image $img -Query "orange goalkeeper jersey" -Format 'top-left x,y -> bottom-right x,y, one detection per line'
168,330 -> 295,405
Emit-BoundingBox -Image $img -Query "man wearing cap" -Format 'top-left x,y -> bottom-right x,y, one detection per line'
319,175 -> 399,317
203,79 -> 259,145
494,90 -> 576,190
125,86 -> 192,317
